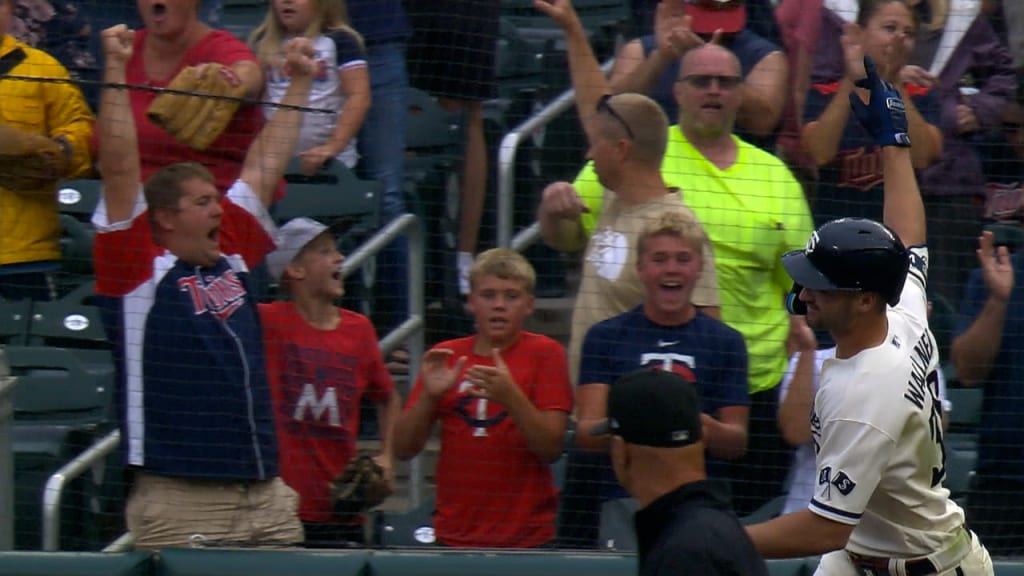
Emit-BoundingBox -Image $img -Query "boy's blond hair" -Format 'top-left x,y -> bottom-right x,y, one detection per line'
469,248 -> 536,293
636,211 -> 708,260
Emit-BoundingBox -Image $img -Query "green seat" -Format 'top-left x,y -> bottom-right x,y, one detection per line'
984,222 -> 1024,251
944,446 -> 977,497
27,281 -> 113,372
368,552 -> 635,576
0,298 -> 32,345
156,548 -> 369,576
7,346 -> 112,420
0,551 -> 152,575
767,558 -> 812,576
993,561 -> 1024,575
278,158 -> 381,231
373,495 -> 436,548
220,0 -> 268,42
928,292 -> 956,367
57,180 -> 102,220
946,387 -> 983,429
6,344 -> 117,549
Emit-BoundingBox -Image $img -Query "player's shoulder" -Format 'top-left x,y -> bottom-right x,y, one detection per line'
590,307 -> 642,335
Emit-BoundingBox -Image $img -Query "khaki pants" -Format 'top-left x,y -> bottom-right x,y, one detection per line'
815,531 -> 993,576
126,472 -> 304,550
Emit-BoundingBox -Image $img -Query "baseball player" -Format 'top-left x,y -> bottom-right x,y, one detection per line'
744,52 -> 994,575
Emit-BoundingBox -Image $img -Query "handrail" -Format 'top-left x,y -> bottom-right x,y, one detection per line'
44,214 -> 428,551
496,59 -> 615,248
0,350 -> 13,550
42,429 -> 120,551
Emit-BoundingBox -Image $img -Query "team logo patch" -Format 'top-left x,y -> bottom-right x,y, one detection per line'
832,471 -> 857,496
806,231 -> 820,253
909,250 -> 927,275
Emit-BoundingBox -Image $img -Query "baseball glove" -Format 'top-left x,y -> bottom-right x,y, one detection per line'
146,62 -> 247,151
0,123 -> 69,191
330,454 -> 393,519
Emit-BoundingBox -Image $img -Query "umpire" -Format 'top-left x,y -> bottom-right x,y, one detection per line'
592,370 -> 768,575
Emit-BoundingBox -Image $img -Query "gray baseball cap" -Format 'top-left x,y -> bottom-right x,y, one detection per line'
265,217 -> 332,281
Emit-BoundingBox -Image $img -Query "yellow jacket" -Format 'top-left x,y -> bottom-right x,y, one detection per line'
0,34 -> 93,267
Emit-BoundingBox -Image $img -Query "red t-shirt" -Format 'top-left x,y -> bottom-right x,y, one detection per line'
124,29 -> 264,193
259,302 -> 394,523
405,332 -> 574,548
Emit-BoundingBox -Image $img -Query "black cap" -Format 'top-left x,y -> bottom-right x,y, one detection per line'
591,370 -> 703,447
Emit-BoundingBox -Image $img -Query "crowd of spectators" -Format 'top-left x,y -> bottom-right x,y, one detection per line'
0,0 -> 1022,557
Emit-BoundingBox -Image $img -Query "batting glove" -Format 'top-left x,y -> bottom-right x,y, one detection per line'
849,56 -> 911,148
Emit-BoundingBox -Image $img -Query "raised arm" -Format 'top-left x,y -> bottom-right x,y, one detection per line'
98,25 -> 141,224
534,0 -> 610,128
737,50 -> 788,137
393,349 -> 467,460
951,231 -> 1014,387
847,53 -> 924,247
608,1 -> 708,96
238,38 -> 316,207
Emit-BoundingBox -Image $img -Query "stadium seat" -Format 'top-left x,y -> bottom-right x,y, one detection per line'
0,551 -> 152,575
368,552 -> 636,576
598,497 -> 638,552
0,297 -> 32,345
373,495 -> 437,548
157,548 -> 369,576
278,158 -> 381,238
766,558 -> 812,576
7,345 -> 117,550
740,495 -> 785,525
946,387 -> 983,430
220,0 -> 268,42
57,180 -> 102,220
993,561 -> 1024,575
944,446 -> 977,498
984,222 -> 1024,251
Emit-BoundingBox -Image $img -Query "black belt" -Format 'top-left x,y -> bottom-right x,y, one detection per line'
847,551 -> 965,576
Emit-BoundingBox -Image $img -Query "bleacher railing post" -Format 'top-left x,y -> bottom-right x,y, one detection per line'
0,350 -> 14,550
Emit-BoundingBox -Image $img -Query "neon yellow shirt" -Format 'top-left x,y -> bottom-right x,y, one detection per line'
574,128 -> 813,394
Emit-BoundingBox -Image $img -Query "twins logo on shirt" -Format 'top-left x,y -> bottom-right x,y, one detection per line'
178,270 -> 246,320
455,380 -> 508,437
837,146 -> 884,191
639,352 -> 697,383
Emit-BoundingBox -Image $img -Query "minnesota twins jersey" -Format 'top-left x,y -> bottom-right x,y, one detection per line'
92,181 -> 279,481
808,246 -> 965,557
580,307 -> 749,492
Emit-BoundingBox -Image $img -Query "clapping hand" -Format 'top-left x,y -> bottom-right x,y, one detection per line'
976,230 -> 1014,303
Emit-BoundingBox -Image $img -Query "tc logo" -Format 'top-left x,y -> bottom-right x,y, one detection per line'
806,231 -> 820,252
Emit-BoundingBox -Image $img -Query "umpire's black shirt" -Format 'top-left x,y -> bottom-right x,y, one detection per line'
635,480 -> 769,576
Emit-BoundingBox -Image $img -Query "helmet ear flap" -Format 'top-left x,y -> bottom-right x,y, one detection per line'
786,283 -> 807,315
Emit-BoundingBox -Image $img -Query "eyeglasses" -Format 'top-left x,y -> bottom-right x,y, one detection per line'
596,94 -> 635,140
678,74 -> 743,90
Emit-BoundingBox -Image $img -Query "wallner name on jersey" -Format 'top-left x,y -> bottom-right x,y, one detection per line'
808,246 -> 965,557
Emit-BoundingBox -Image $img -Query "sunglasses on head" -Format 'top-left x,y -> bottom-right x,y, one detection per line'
596,93 -> 635,140
678,74 -> 743,90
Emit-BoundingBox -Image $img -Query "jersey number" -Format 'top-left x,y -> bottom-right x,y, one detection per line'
927,370 -> 947,488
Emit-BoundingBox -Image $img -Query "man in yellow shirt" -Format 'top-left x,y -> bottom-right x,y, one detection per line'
0,0 -> 93,300
572,42 -> 814,517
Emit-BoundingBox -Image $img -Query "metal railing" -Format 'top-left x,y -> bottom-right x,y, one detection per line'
496,59 -> 615,248
0,350 -> 13,550
41,214 -> 426,551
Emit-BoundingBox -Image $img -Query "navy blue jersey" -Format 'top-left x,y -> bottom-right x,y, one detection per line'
92,181 -> 279,481
804,83 -> 941,226
580,307 -> 750,495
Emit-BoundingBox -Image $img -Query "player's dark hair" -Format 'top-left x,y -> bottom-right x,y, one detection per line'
144,162 -> 215,233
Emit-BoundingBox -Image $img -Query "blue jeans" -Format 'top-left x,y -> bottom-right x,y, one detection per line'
357,41 -> 409,336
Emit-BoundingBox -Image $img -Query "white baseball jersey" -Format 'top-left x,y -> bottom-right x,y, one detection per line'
808,246 -> 965,557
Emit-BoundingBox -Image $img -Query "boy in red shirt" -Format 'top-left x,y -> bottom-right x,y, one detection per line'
260,217 -> 401,547
394,248 -> 574,547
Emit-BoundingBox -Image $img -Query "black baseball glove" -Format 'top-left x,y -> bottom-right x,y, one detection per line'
330,454 -> 393,518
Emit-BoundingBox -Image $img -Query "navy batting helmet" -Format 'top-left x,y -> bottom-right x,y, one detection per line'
782,218 -> 910,308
